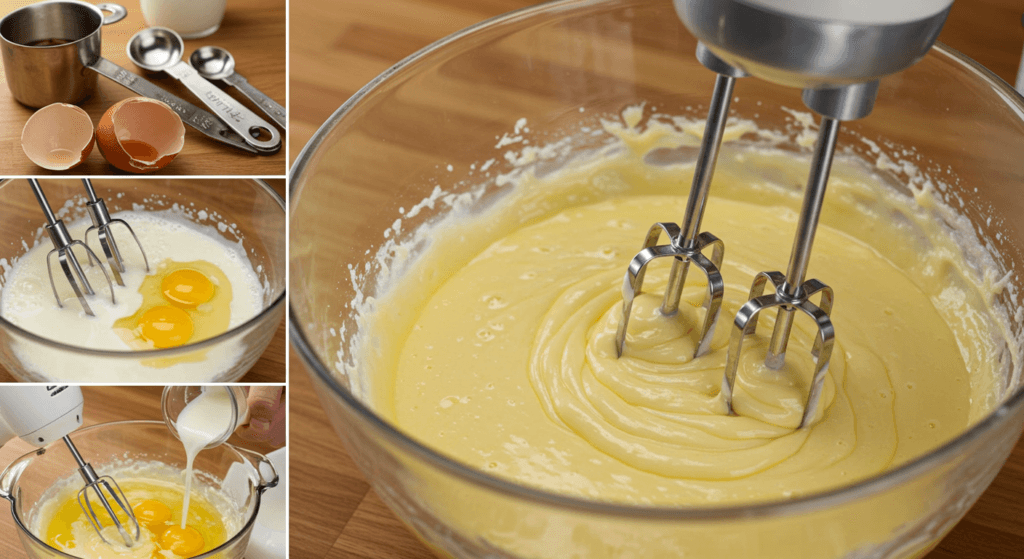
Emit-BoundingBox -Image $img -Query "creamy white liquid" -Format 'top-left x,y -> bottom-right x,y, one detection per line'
0,211 -> 266,382
175,387 -> 234,528
0,211 -> 262,350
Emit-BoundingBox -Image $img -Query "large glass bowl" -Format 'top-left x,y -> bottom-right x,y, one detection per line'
289,0 -> 1024,557
0,421 -> 278,559
0,178 -> 286,382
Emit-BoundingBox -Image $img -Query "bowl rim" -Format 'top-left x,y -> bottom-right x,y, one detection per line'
289,0 -> 1024,520
0,178 -> 286,361
4,419 -> 266,559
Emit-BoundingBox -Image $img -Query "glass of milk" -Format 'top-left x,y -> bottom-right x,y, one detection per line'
162,386 -> 248,448
139,0 -> 227,39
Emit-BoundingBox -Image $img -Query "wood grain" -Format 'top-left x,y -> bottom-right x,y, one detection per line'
0,0 -> 286,176
288,0 -> 1024,558
0,385 -> 284,559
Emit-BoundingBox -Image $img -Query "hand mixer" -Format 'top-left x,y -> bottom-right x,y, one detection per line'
0,386 -> 140,547
617,0 -> 954,428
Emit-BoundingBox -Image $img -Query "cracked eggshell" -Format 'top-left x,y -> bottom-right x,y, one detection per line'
21,103 -> 95,171
96,97 -> 185,173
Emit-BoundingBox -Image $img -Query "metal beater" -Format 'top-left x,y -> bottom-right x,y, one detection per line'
82,178 -> 150,287
616,44 -> 745,360
64,435 -> 141,547
28,179 -> 114,317
617,0 -> 955,427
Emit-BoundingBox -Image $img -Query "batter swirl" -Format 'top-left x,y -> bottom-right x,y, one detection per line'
377,128 -> 1002,505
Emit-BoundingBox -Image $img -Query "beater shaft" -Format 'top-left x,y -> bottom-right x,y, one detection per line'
764,117 -> 839,369
28,179 -> 114,316
615,44 -> 745,359
662,70 -> 736,315
63,435 -> 139,548
719,81 -> 879,428
82,178 -> 150,287
720,118 -> 841,427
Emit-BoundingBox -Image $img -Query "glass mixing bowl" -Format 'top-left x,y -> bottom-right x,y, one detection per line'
0,178 -> 286,382
0,421 -> 278,559
289,0 -> 1024,556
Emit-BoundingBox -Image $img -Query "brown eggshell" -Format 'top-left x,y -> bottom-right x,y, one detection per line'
96,97 -> 185,173
21,103 -> 94,171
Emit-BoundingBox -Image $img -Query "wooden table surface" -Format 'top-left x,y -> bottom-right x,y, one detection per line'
0,386 -> 284,558
0,0 -> 286,176
288,0 -> 1024,558
0,177 -> 286,384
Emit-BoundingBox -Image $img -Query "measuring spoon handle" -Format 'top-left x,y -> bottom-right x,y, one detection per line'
165,62 -> 281,153
88,58 -> 258,154
224,74 -> 287,130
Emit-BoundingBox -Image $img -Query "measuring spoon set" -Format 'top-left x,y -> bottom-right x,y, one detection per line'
0,1 -> 284,154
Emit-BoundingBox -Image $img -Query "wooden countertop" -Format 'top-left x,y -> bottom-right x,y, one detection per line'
0,0 -> 286,176
0,386 -> 283,559
288,0 -> 1024,557
0,178 -> 286,384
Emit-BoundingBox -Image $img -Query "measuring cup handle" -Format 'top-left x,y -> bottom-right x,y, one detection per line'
166,62 -> 282,152
227,74 -> 287,131
96,3 -> 127,25
235,446 -> 280,492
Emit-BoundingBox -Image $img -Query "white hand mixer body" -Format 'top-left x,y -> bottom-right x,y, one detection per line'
0,386 -> 141,547
0,385 -> 83,448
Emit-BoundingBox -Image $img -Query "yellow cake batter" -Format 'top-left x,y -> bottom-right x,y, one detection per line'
370,114 -> 1009,508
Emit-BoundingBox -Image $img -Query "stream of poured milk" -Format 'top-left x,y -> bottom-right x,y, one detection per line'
174,388 -> 235,529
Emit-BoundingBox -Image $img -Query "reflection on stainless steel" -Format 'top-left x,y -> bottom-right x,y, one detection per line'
673,0 -> 953,89
616,44 -> 741,360
81,178 -> 150,288
127,27 -> 282,154
665,0 -> 949,426
0,1 -> 126,107
27,179 -> 114,317
87,58 -> 260,153
190,46 -> 288,130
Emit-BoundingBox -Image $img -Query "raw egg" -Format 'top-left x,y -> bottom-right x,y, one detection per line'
160,525 -> 205,556
21,103 -> 94,171
139,306 -> 194,349
134,499 -> 172,527
96,97 -> 185,173
44,476 -> 228,558
162,269 -> 215,308
115,259 -> 233,350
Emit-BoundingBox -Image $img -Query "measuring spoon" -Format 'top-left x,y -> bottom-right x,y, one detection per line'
190,46 -> 286,130
126,27 -> 280,154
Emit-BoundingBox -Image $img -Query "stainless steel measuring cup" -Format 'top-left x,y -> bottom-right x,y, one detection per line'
0,1 -> 126,108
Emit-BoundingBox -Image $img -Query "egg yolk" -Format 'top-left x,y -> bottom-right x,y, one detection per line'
160,525 -> 205,556
161,269 -> 215,308
133,499 -> 172,527
139,305 -> 194,348
114,259 -> 234,353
